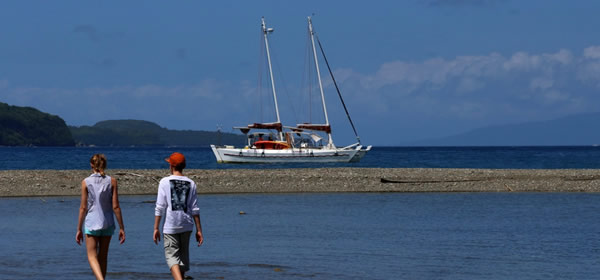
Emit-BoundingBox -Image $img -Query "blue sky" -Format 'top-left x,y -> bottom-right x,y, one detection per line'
1,0 -> 600,146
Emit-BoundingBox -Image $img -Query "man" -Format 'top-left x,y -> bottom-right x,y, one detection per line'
153,152 -> 204,280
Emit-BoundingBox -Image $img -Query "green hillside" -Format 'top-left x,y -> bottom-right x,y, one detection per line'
0,102 -> 244,147
70,119 -> 245,147
0,102 -> 74,146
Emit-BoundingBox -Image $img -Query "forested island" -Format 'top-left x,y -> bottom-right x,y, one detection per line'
0,102 -> 74,146
70,120 -> 245,147
0,102 -> 244,147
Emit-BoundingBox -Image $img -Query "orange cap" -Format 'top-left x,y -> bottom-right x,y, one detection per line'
165,152 -> 186,167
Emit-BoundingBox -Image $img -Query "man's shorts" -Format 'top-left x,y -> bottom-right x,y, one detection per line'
85,225 -> 115,236
164,231 -> 192,272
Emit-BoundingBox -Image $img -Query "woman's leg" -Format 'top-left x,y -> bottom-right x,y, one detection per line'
98,236 -> 112,278
85,235 -> 104,280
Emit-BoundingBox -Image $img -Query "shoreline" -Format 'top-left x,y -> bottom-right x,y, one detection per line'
2,168 -> 600,197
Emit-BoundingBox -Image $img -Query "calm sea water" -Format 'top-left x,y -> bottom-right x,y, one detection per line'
1,146 -> 600,170
0,193 -> 599,279
2,147 -> 599,279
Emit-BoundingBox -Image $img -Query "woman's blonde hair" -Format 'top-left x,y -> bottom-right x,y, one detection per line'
90,154 -> 107,176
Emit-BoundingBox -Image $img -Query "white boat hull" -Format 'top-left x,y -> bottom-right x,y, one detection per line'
349,145 -> 372,162
211,145 -> 369,163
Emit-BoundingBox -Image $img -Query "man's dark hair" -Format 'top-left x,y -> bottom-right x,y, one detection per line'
172,162 -> 186,172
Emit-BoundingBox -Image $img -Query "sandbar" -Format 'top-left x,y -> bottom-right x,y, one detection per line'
1,168 -> 600,197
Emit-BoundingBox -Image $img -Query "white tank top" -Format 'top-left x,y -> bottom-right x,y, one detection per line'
84,173 -> 115,231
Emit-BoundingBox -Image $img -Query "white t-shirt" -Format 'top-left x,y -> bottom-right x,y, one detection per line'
155,175 -> 200,234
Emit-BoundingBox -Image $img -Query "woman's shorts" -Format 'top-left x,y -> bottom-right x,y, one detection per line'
85,225 -> 115,236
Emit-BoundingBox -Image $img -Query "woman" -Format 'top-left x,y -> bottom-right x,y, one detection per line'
76,154 -> 125,280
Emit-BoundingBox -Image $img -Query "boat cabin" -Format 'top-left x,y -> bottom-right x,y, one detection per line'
253,140 -> 290,150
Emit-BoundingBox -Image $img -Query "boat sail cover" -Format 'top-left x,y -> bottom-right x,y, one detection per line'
235,122 -> 283,134
296,123 -> 331,133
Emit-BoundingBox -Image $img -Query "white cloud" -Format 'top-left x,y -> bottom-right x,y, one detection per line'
360,48 -> 576,101
364,53 -> 506,95
457,78 -> 485,93
503,51 -> 541,71
577,61 -> 600,86
584,46 -> 600,59
577,47 -> 600,86
330,46 -> 600,123
503,49 -> 572,72
529,77 -> 554,91
548,49 -> 573,65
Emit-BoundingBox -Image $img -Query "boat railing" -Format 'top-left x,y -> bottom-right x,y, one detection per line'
341,142 -> 361,150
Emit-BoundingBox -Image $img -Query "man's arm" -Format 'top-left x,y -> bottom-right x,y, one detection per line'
194,215 -> 203,246
154,180 -> 166,244
153,215 -> 162,244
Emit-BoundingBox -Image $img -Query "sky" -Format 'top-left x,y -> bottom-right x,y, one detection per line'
1,0 -> 600,146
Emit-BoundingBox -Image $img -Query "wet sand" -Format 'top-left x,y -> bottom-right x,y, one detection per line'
2,168 -> 600,197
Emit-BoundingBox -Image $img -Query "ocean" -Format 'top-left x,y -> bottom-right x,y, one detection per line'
1,145 -> 600,170
1,146 -> 599,279
2,193 -> 600,279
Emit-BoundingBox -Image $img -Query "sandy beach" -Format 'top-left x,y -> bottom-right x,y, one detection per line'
1,168 -> 600,197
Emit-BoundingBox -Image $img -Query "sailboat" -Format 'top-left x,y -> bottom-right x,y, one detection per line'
210,17 -> 371,163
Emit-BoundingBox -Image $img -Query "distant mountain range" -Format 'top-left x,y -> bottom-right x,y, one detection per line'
409,112 -> 600,146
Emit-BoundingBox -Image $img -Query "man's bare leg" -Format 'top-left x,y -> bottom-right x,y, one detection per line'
170,264 -> 184,280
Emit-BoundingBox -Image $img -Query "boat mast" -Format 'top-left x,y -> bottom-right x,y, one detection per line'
308,16 -> 334,148
261,17 -> 283,141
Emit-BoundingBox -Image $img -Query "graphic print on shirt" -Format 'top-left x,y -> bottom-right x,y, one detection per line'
170,180 -> 190,212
